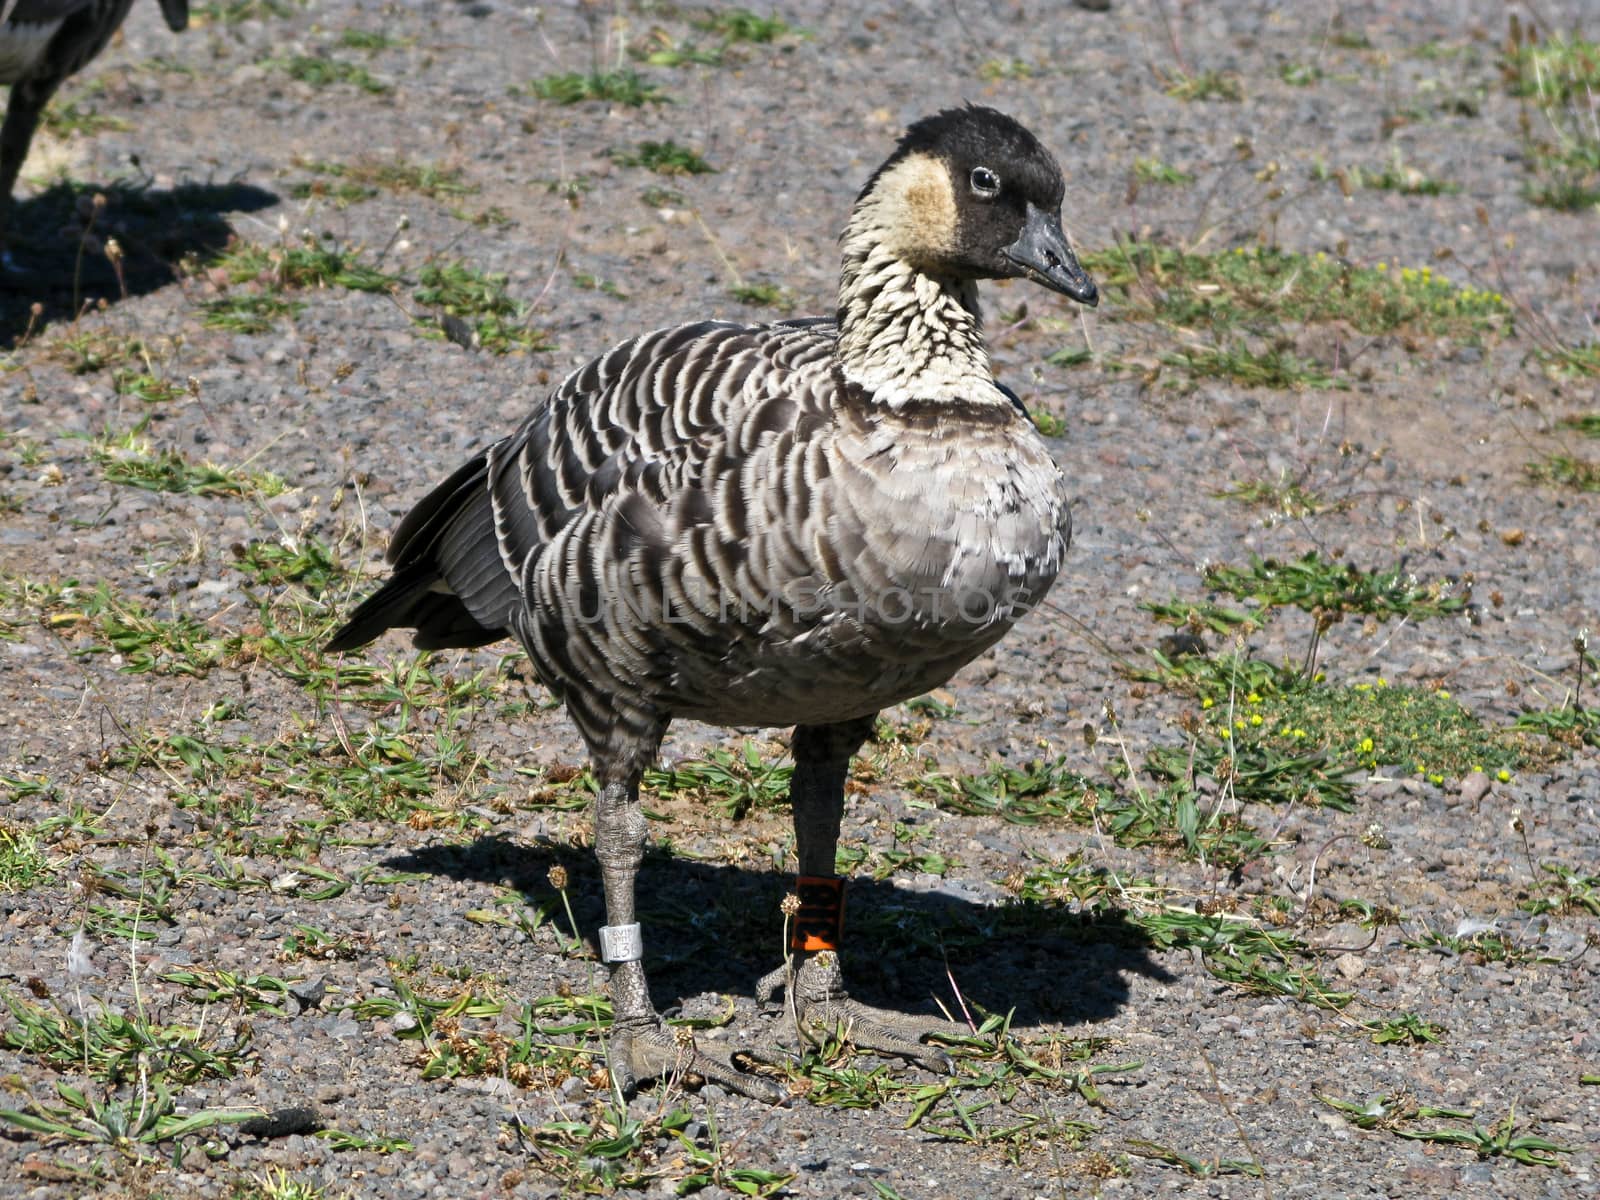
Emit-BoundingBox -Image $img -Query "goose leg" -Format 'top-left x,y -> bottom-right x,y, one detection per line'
755,717 -> 957,1074
592,766 -> 785,1104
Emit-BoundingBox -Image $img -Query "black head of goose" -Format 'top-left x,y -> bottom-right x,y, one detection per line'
1,0 -> 189,256
328,105 -> 1099,1104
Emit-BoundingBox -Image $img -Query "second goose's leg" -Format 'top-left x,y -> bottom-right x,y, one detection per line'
1,76 -> 66,265
757,717 -> 957,1073
591,757 -> 786,1104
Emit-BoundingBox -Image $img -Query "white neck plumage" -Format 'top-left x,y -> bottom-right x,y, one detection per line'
834,221 -> 1004,411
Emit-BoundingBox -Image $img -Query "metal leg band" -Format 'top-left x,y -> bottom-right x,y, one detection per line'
599,922 -> 643,963
791,875 -> 846,953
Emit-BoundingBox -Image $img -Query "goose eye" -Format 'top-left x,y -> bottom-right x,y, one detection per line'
969,166 -> 1000,198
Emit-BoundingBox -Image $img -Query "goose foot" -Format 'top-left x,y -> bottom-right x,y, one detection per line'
606,1017 -> 788,1105
754,951 -> 958,1074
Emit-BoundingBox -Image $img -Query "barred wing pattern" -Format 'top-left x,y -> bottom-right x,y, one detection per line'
334,317 -> 1070,753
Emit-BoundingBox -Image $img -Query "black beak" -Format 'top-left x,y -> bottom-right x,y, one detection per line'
158,0 -> 190,32
1002,204 -> 1098,307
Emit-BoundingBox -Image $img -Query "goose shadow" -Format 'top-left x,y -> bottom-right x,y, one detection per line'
387,833 -> 1173,1030
1,177 -> 278,345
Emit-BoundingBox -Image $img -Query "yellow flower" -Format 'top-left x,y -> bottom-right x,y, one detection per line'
1376,261 -> 1388,272
1360,737 -> 1374,754
1249,714 -> 1263,726
1246,691 -> 1262,704
1497,768 -> 1511,783
1202,697 -> 1215,709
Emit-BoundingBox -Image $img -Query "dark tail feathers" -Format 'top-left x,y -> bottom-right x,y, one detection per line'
325,446 -> 520,654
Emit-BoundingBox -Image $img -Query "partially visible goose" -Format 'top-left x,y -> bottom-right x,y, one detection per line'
329,105 -> 1099,1103
0,0 -> 189,253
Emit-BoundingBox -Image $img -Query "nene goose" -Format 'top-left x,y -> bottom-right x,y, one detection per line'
0,0 -> 188,253
329,105 -> 1099,1103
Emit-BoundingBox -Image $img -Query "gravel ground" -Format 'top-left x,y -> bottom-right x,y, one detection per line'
1,1 -> 1597,1197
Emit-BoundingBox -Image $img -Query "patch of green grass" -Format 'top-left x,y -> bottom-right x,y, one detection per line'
48,329 -> 144,375
608,140 -> 715,175
914,756 -> 1095,826
1314,154 -> 1460,195
1514,704 -> 1600,750
1520,863 -> 1600,916
1202,552 -> 1470,625
1030,408 -> 1065,437
42,97 -> 129,139
633,32 -> 725,68
229,1167 -> 340,1200
1524,175 -> 1600,210
1214,679 -> 1521,783
1133,908 -> 1353,1011
270,53 -> 389,94
528,69 -> 667,106
916,756 -> 1268,865
646,742 -> 790,820
194,0 -> 297,21
208,236 -> 399,293
92,426 -> 286,498
1164,344 -> 1337,390
1215,473 -> 1326,518
1561,411 -> 1600,435
412,261 -> 552,355
1211,554 -> 1429,654
1525,453 -> 1600,491
1279,61 -> 1323,87
293,157 -> 477,199
202,292 -> 303,333
836,823 -> 954,881
113,370 -> 186,403
314,1127 -> 413,1154
0,822 -> 52,891
161,969 -> 301,1015
1,988 -> 254,1085
1364,1012 -> 1445,1045
294,156 -> 476,198
288,177 -> 378,207
1164,70 -> 1243,102
339,29 -> 407,52
641,184 -> 687,208
571,271 -> 629,301
231,536 -> 345,597
691,8 -> 799,44
977,58 -> 1034,82
729,282 -> 794,310
1083,243 -> 1511,340
0,1078 -> 257,1159
1134,156 -> 1193,185
1504,28 -> 1600,210
1316,1094 -> 1573,1167
514,1101 -> 795,1194
1504,31 -> 1600,105
1128,1140 -> 1262,1177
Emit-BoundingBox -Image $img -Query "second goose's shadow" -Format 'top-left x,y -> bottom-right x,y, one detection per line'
391,834 -> 1169,1029
1,177 -> 277,345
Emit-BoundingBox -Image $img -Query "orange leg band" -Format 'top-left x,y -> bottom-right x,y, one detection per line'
791,875 -> 846,952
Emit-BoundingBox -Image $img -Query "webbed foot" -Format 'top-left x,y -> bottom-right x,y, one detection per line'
755,951 -> 959,1074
